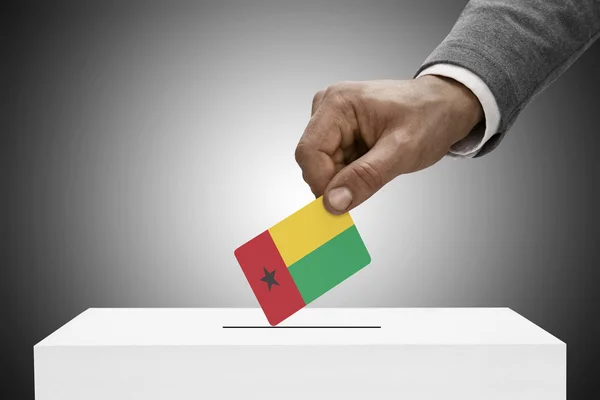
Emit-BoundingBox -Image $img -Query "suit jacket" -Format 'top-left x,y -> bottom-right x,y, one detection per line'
416,0 -> 600,157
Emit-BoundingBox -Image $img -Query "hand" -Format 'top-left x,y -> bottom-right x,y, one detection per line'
294,76 -> 484,214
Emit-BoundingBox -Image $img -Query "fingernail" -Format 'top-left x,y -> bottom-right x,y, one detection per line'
328,187 -> 353,212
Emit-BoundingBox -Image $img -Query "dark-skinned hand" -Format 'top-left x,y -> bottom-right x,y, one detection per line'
294,76 -> 484,214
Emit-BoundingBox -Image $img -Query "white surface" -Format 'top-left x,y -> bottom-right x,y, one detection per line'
418,63 -> 501,158
34,308 -> 566,400
37,307 -> 561,346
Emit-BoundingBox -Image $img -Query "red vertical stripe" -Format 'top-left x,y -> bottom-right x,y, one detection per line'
234,230 -> 306,326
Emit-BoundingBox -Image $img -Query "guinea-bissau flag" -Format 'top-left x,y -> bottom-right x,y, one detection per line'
234,196 -> 371,326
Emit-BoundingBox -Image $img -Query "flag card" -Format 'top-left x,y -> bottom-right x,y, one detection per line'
234,196 -> 371,326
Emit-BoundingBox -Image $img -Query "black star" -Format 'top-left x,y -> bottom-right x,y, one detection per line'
260,267 -> 279,291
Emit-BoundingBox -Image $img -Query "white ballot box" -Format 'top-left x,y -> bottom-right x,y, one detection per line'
34,308 -> 565,399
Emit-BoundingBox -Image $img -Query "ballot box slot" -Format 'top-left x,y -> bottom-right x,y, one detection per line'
222,325 -> 381,329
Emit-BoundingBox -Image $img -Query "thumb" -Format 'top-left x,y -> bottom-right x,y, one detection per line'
323,134 -> 403,215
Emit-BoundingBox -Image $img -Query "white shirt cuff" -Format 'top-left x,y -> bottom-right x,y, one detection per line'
417,64 -> 501,158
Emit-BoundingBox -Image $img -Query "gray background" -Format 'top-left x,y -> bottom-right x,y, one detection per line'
4,0 -> 599,398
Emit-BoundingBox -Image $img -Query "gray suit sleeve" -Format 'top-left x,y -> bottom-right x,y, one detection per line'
416,0 -> 600,157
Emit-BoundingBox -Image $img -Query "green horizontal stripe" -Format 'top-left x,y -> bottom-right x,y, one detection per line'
288,225 -> 371,304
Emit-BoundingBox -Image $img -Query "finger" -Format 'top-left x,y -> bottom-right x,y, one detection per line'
311,89 -> 325,116
295,109 -> 343,196
296,145 -> 337,197
322,132 -> 404,214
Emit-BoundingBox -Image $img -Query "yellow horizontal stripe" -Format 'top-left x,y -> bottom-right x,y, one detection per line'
268,196 -> 354,267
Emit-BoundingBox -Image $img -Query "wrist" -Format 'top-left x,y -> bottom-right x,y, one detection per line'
418,74 -> 484,144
